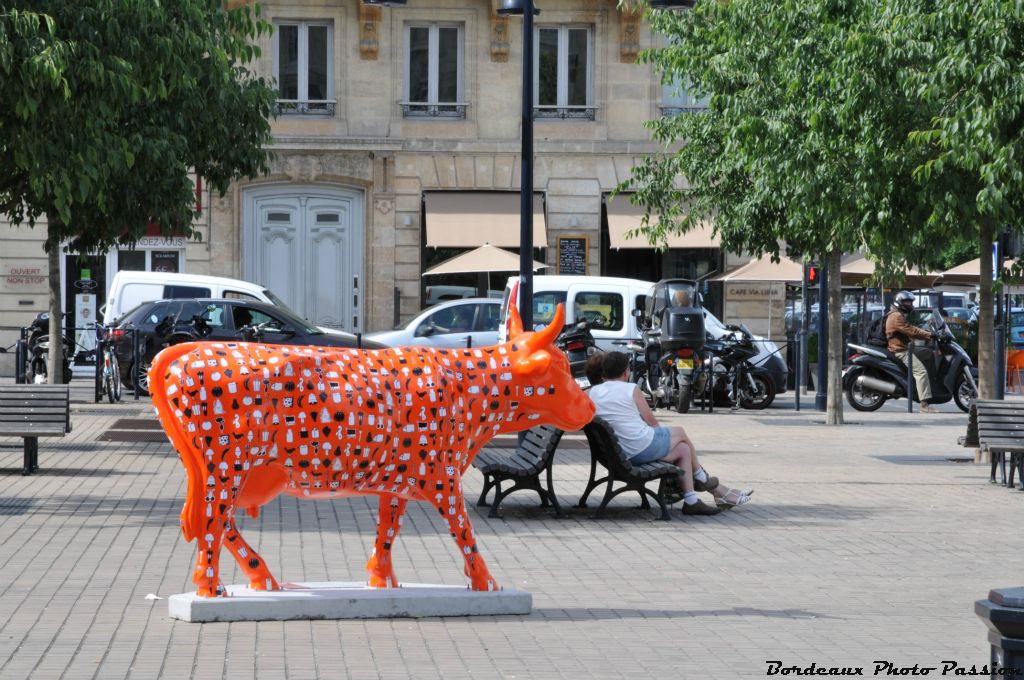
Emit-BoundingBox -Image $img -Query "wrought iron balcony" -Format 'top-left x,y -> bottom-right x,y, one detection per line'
274,99 -> 337,116
659,104 -> 709,117
401,102 -> 469,119
533,105 -> 597,121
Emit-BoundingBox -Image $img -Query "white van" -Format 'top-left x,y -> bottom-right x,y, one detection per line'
102,271 -> 288,324
497,275 -> 653,350
498,274 -> 788,393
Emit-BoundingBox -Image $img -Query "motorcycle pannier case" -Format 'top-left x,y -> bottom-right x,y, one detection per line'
661,310 -> 705,352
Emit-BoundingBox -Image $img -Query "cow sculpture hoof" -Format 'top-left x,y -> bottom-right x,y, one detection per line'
249,577 -> 280,592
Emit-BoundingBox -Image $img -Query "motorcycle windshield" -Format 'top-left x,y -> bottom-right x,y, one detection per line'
666,282 -> 697,308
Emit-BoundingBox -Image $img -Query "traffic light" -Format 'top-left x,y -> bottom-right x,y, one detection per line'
807,264 -> 819,284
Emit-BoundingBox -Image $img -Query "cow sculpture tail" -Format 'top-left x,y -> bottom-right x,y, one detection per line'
148,342 -> 207,543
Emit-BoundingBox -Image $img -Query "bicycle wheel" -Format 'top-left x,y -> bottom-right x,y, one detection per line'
106,353 -> 121,403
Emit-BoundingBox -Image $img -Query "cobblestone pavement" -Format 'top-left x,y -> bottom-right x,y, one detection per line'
0,382 -> 1020,679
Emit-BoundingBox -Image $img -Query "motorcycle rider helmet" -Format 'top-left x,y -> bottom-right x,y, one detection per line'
894,290 -> 915,314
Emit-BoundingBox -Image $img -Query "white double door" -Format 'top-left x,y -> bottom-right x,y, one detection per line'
244,186 -> 363,331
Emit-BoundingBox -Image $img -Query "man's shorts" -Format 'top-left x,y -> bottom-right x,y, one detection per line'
630,426 -> 671,464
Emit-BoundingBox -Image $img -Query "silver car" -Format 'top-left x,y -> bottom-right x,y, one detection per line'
366,298 -> 502,349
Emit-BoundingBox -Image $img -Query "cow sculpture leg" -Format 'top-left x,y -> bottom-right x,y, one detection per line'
222,514 -> 279,592
192,518 -> 228,598
366,495 -> 408,588
435,478 -> 498,591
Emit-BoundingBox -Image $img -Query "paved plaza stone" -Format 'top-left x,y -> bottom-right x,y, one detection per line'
0,383 -> 1021,678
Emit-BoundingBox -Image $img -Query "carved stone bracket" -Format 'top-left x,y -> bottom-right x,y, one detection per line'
490,0 -> 510,62
359,1 -> 381,60
619,6 -> 642,63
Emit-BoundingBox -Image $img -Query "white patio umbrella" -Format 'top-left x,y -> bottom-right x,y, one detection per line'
423,244 -> 549,298
422,244 -> 548,276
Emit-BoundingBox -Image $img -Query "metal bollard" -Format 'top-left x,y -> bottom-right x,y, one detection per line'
94,338 -> 102,403
907,348 -> 914,413
466,335 -> 472,349
356,332 -> 362,350
132,329 -> 141,400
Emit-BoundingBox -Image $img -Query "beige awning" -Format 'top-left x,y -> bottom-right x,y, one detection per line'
422,244 -> 548,276
840,254 -> 940,289
712,256 -> 804,283
425,192 -> 546,248
605,195 -> 719,249
932,257 -> 1020,286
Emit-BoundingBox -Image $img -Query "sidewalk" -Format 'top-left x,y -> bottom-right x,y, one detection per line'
0,384 -> 1020,679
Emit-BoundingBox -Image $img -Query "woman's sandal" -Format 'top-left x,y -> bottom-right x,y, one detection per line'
715,488 -> 751,508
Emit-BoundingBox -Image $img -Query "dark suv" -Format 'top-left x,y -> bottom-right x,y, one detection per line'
111,298 -> 384,394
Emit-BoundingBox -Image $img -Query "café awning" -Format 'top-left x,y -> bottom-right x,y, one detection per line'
712,255 -> 804,283
425,192 -> 546,248
840,254 -> 940,289
605,195 -> 719,249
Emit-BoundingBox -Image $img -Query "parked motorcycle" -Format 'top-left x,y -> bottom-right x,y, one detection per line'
695,324 -> 776,410
556,320 -> 597,388
637,279 -> 705,414
843,312 -> 978,412
23,312 -> 73,384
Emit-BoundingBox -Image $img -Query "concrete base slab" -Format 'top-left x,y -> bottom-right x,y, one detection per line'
167,581 -> 532,622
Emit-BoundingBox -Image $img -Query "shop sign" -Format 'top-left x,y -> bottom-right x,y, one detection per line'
134,236 -> 187,248
2,266 -> 47,286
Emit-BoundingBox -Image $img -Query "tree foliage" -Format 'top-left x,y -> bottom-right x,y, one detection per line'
0,1 -> 277,251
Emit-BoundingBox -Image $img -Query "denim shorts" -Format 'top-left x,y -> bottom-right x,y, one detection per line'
630,426 -> 671,464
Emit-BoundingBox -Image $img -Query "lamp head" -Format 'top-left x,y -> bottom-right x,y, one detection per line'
496,0 -> 540,16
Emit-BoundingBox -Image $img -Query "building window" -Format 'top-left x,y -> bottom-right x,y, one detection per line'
274,21 -> 335,116
535,26 -> 595,120
403,23 -> 466,118
661,78 -> 710,117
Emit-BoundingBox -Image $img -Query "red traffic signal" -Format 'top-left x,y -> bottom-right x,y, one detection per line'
807,265 -> 819,284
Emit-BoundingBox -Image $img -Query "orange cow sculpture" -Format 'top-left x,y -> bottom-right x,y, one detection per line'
150,304 -> 594,597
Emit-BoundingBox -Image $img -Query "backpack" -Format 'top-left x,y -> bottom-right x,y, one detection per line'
865,311 -> 893,348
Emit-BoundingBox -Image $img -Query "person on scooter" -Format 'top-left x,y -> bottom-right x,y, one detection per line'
587,351 -> 753,514
885,291 -> 937,413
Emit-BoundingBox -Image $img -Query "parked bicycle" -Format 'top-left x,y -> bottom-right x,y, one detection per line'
96,326 -> 122,403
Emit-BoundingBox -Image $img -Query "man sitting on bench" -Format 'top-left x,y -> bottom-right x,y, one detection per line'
587,351 -> 753,515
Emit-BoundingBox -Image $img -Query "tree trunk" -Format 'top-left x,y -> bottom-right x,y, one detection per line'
978,220 -> 995,399
46,221 -> 63,385
826,248 -> 844,425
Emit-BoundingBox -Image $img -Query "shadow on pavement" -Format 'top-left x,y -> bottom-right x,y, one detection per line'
529,606 -> 836,620
0,467 -> 156,477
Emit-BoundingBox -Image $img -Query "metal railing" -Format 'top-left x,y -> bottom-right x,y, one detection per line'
534,105 -> 597,121
273,99 -> 337,116
659,104 -> 709,117
400,101 -> 468,118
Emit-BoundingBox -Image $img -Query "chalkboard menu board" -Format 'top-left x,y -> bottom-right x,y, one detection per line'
557,236 -> 588,275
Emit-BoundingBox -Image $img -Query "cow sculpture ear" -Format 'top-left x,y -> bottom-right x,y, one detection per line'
516,350 -> 552,376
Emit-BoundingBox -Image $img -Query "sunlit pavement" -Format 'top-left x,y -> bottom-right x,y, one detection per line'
0,383 -> 1020,679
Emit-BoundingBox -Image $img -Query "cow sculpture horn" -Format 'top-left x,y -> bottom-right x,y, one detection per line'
524,303 -> 564,352
508,303 -> 525,338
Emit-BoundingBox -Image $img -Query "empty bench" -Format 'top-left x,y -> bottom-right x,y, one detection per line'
974,400 -> 1024,488
0,385 -> 72,475
580,417 -> 684,521
473,426 -> 565,518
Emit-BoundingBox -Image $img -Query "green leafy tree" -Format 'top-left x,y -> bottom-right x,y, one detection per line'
0,1 -> 276,383
890,0 -> 1024,399
625,0 -> 939,423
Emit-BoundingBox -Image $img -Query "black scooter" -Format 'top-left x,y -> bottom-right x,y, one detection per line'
843,313 -> 978,412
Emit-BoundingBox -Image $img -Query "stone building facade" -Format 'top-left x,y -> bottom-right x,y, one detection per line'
1,0 -> 780,349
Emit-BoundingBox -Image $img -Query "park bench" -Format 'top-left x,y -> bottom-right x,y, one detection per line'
972,400 -> 1024,488
0,384 -> 72,476
579,417 -> 684,521
473,425 -> 565,518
